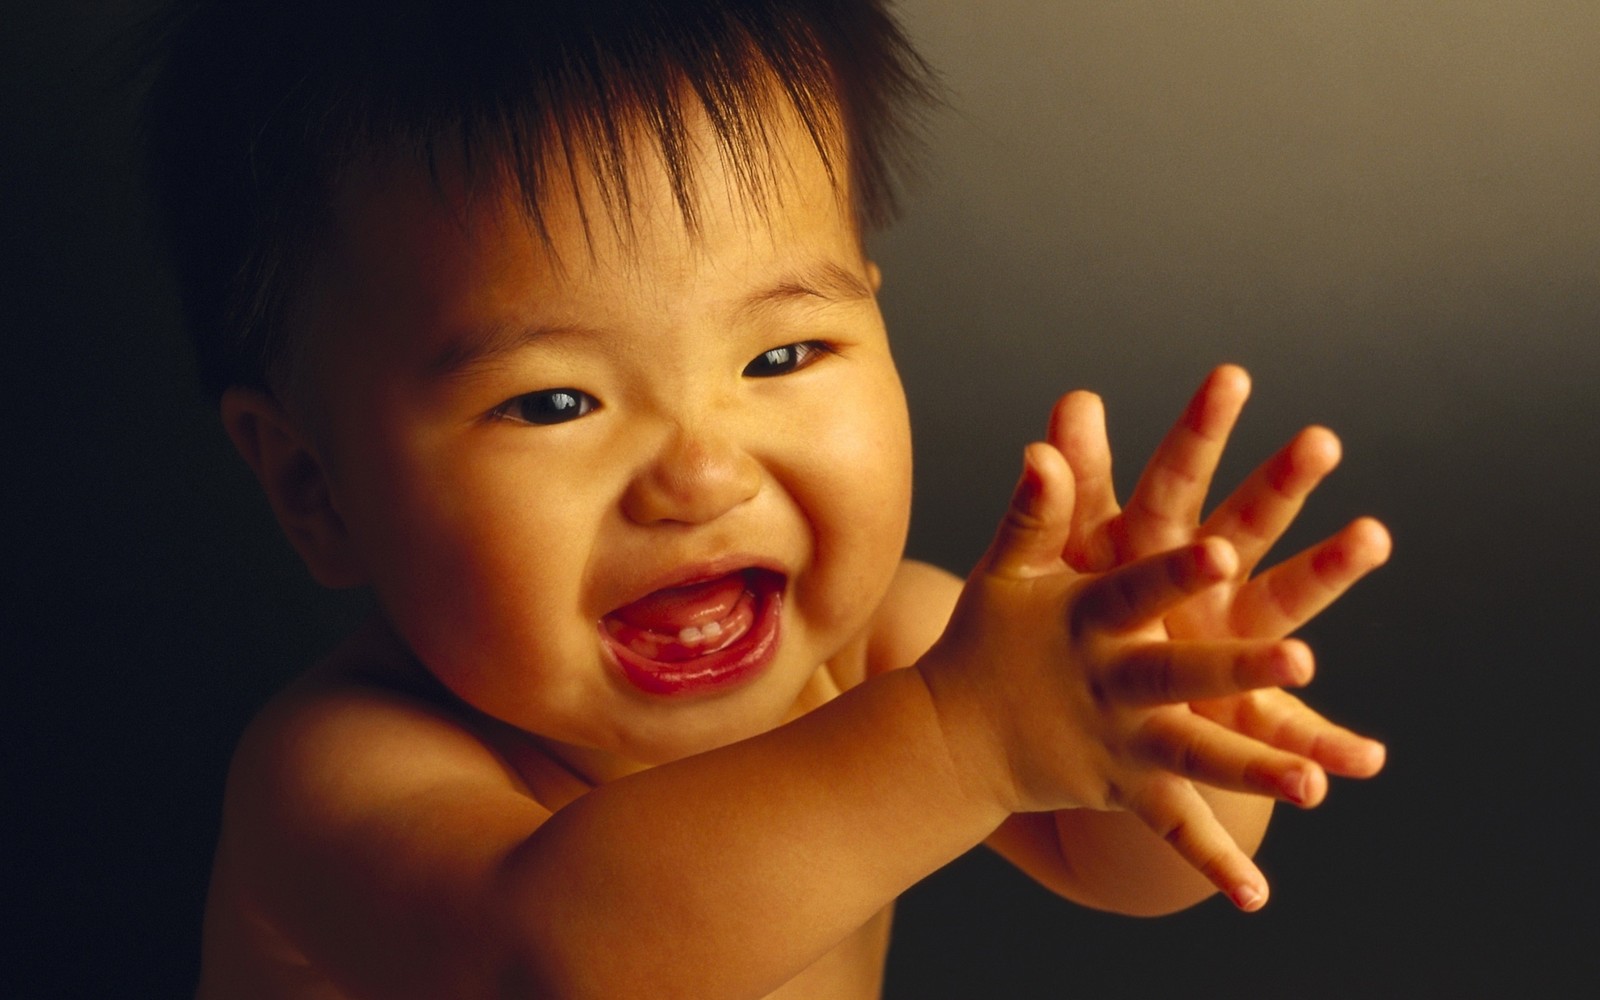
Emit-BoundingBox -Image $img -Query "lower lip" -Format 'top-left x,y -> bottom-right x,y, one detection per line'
600,585 -> 783,697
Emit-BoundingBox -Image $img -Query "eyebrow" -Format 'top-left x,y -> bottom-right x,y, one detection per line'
424,317 -> 588,381
426,259 -> 874,381
737,260 -> 875,315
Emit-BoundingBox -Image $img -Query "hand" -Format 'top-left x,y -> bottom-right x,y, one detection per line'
920,441 -> 1340,911
1048,365 -> 1389,791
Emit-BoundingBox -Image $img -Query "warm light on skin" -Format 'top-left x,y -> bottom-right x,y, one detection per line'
291,105 -> 914,779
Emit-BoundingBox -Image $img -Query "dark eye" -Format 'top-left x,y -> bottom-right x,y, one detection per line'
743,341 -> 833,378
494,388 -> 598,425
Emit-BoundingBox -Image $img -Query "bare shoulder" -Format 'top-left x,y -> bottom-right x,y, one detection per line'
198,622 -> 554,998
225,623 -> 546,835
865,558 -> 964,678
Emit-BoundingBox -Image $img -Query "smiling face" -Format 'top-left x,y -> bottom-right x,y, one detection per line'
293,105 -> 913,774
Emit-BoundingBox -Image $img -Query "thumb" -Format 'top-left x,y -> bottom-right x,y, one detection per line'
980,442 -> 1076,579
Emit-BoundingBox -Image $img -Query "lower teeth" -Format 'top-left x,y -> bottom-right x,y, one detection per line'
604,597 -> 755,662
679,621 -> 724,646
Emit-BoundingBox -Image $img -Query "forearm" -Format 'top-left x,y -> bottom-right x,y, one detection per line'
498,666 -> 1008,999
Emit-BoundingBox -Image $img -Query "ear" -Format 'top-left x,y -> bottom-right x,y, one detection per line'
865,260 -> 884,293
220,387 -> 366,588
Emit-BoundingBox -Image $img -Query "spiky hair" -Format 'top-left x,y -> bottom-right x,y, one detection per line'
142,0 -> 935,400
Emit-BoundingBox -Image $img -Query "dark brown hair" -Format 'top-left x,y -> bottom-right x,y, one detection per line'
142,0 -> 936,401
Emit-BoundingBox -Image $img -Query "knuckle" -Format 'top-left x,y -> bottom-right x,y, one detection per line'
1177,734 -> 1206,778
1241,756 -> 1285,795
1120,648 -> 1175,703
1128,490 -> 1185,529
1151,651 -> 1179,702
1229,497 -> 1276,543
1107,574 -> 1143,623
1264,570 -> 1301,621
1001,504 -> 1050,536
1309,539 -> 1355,585
1231,649 -> 1256,689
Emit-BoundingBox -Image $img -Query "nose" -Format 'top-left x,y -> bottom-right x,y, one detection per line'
619,421 -> 763,526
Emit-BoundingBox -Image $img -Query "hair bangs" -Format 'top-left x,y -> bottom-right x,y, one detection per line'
143,1 -> 936,400
428,4 -> 846,246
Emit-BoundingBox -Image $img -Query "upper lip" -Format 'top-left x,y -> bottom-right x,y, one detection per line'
600,554 -> 789,617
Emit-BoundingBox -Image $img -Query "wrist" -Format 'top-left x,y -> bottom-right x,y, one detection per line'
911,650 -> 1018,822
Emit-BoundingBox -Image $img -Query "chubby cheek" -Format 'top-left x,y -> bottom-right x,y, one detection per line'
337,435 -> 595,709
789,367 -> 914,629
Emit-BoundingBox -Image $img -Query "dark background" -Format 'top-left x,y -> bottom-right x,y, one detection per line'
8,1 -> 1597,996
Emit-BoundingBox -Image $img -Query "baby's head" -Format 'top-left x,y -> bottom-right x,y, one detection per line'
146,0 -> 936,765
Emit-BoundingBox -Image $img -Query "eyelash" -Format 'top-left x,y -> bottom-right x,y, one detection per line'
492,388 -> 598,426
742,340 -> 835,378
493,341 -> 834,426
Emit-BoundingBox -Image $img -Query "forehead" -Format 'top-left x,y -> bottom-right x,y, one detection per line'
313,99 -> 862,371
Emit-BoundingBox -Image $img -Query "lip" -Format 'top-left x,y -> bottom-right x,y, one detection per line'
599,566 -> 786,697
606,555 -> 789,608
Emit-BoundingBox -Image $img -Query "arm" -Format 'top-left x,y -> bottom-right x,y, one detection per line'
216,496 -> 1279,998
211,643 -> 1011,1000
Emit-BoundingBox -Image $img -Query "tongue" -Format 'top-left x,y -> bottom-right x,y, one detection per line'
607,572 -> 749,634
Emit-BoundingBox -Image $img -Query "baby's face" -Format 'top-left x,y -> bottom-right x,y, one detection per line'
301,110 -> 913,773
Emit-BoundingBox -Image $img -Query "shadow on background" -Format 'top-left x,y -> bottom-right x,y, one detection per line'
8,2 -> 1597,996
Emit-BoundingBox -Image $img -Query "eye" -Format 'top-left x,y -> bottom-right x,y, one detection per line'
742,341 -> 834,378
493,388 -> 599,425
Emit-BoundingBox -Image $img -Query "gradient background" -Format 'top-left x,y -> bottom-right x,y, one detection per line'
8,2 -> 1597,996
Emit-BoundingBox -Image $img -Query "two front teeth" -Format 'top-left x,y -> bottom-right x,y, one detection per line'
677,621 -> 728,647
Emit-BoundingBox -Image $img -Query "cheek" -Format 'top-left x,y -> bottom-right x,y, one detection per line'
789,367 -> 914,586
334,436 -> 592,666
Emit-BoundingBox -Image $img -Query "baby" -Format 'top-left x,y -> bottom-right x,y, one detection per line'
144,2 -> 1391,997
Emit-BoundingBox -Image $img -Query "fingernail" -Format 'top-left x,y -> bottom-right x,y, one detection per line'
1233,884 -> 1265,911
1282,768 -> 1309,805
1012,446 -> 1044,510
1276,640 -> 1312,685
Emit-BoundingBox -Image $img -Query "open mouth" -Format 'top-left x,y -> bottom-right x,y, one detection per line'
599,568 -> 785,696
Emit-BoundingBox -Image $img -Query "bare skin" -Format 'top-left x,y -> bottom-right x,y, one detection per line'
196,95 -> 1389,998
198,367 -> 1388,998
198,619 -> 902,1000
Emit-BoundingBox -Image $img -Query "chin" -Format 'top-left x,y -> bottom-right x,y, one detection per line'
604,667 -> 817,767
627,700 -> 788,765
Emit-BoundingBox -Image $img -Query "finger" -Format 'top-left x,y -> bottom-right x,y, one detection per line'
1227,517 -> 1393,638
1131,709 -> 1329,806
1193,688 -> 1387,779
1120,365 -> 1251,557
1047,390 -> 1120,572
1101,638 -> 1313,706
1073,537 -> 1238,633
1124,775 -> 1269,911
1202,424 -> 1342,575
979,442 -> 1077,580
